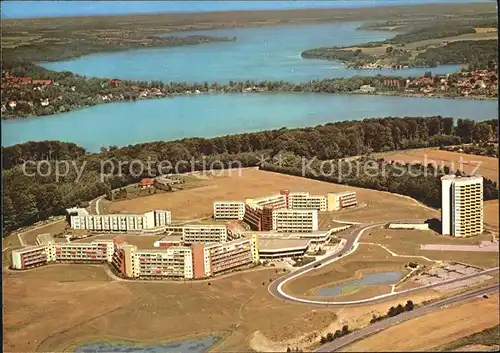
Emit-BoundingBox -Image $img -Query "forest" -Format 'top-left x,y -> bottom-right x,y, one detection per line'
414,40 -> 498,69
2,116 -> 498,233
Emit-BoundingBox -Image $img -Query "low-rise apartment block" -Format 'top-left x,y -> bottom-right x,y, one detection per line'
11,245 -> 50,270
69,209 -> 171,232
326,191 -> 357,211
213,201 -> 245,220
272,208 -> 319,233
287,191 -> 327,211
182,224 -> 228,244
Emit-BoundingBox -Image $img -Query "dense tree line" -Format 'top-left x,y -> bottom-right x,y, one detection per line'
2,141 -> 87,169
2,116 -> 498,233
415,40 -> 498,69
370,300 -> 415,323
260,157 -> 498,209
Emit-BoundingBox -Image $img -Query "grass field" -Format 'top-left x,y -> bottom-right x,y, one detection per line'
341,293 -> 500,352
103,168 -> 437,223
435,325 -> 499,352
378,148 -> 499,182
363,228 -> 500,268
3,220 -> 68,248
3,265 -> 342,352
283,244 -> 434,298
484,200 -> 499,231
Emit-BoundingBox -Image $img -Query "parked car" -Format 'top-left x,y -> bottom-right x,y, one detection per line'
313,263 -> 322,268
483,294 -> 489,299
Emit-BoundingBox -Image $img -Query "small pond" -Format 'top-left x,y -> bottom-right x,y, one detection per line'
74,336 -> 219,353
315,271 -> 404,297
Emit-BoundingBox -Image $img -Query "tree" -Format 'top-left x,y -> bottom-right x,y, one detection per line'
326,332 -> 334,342
405,300 -> 414,311
342,325 -> 350,335
472,123 -> 493,143
386,46 -> 394,54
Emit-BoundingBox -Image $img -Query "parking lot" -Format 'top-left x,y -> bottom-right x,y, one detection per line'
411,262 -> 493,292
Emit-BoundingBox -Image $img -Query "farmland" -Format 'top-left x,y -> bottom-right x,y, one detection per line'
341,293 -> 500,352
378,148 -> 498,182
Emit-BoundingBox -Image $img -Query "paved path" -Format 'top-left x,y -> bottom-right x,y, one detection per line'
315,284 -> 499,352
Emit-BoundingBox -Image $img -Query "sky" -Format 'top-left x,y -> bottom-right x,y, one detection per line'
1,0 -> 493,19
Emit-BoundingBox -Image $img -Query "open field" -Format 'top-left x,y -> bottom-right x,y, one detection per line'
363,228 -> 500,268
377,148 -> 499,182
3,261 -> 449,353
435,325 -> 499,352
341,293 -> 500,352
484,200 -> 499,231
283,244 -> 434,297
103,168 -> 437,222
3,265 -> 342,352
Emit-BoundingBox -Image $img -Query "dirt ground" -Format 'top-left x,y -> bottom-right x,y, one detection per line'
283,244 -> 434,297
484,200 -> 499,231
363,228 -> 500,268
103,168 -> 437,222
3,262 -> 451,353
3,265 -> 344,353
341,293 -> 500,352
379,148 -> 498,182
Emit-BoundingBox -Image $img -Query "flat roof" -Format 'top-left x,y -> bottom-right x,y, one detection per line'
159,234 -> 183,242
330,191 -> 356,196
242,230 -> 329,238
258,238 -> 311,251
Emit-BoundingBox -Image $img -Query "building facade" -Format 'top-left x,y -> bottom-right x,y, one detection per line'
69,210 -> 171,232
182,225 -> 228,244
213,201 -> 245,220
326,191 -> 357,211
441,175 -> 483,237
271,208 -> 319,233
287,192 -> 327,211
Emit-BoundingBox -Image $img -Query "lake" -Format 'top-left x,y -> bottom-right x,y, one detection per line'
40,22 -> 462,84
315,271 -> 404,297
2,93 -> 497,152
75,336 -> 219,353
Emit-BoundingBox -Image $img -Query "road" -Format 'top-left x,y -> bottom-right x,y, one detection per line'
315,284 -> 499,352
268,222 -> 499,306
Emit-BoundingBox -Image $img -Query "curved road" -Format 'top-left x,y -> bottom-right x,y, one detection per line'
315,284 -> 499,352
268,222 -> 499,306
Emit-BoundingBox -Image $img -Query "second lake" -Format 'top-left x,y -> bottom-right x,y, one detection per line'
2,93 -> 497,152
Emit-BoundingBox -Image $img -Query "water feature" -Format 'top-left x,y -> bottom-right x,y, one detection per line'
74,336 -> 219,353
40,22 -> 462,84
315,271 -> 404,297
2,93 -> 497,152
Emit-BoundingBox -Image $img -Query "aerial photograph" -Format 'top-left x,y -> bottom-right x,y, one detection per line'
1,0 -> 499,352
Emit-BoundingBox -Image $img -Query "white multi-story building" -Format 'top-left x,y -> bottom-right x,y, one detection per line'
69,210 -> 171,232
441,175 -> 483,237
288,192 -> 327,211
182,224 -> 228,244
213,201 -> 245,220
271,208 -> 319,233
326,191 -> 357,211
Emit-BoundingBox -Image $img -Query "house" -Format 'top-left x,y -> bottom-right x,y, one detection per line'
359,85 -> 376,93
41,98 -> 49,106
109,79 -> 122,87
139,178 -> 154,189
32,79 -> 53,86
8,101 -> 17,109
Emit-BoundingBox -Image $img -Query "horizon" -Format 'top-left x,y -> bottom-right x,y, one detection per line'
1,0 -> 493,20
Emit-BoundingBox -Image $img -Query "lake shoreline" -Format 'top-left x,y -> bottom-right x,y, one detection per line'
2,89 -> 496,121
